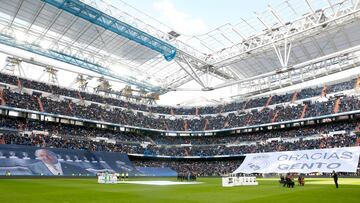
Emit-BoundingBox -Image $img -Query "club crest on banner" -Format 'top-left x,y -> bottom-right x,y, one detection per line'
247,155 -> 270,171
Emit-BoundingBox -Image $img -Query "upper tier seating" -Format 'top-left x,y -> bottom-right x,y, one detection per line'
0,72 -> 357,116
2,87 -> 360,131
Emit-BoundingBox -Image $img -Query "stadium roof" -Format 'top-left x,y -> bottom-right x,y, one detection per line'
0,0 -> 360,97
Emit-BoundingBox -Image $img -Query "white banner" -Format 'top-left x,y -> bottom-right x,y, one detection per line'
233,147 -> 360,174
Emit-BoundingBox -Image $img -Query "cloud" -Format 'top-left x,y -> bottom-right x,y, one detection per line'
153,0 -> 207,35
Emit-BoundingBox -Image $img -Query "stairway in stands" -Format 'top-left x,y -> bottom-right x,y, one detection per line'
224,118 -> 229,128
291,92 -> 298,103
203,118 -> 209,131
17,78 -> 22,93
162,120 -> 169,131
272,110 -> 279,122
333,97 -> 341,113
355,77 -> 360,90
0,89 -> 6,105
243,100 -> 249,110
37,96 -> 44,112
321,84 -> 327,97
300,104 -> 307,119
184,147 -> 190,156
0,136 -> 4,144
246,115 -> 252,125
183,120 -> 189,131
265,95 -> 273,107
67,100 -> 73,112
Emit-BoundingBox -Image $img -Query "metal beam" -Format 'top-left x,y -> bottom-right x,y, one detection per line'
305,0 -> 316,15
0,33 -> 161,92
41,0 -> 234,86
356,0 -> 360,9
255,12 -> 271,30
272,40 -> 292,69
8,0 -> 25,28
42,0 -> 176,61
268,5 -> 285,26
182,56 -> 207,88
175,60 -> 205,88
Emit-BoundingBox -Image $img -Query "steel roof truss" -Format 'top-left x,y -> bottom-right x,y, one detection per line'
175,58 -> 205,88
208,0 -> 360,67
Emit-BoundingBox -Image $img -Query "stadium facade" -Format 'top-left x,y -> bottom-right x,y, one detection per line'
0,0 -> 360,176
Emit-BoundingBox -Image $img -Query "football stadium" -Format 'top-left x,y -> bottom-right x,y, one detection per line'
0,0 -> 360,202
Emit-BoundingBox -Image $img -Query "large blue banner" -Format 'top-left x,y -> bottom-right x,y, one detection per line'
0,144 -> 138,176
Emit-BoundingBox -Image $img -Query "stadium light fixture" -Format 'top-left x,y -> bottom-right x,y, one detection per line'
168,31 -> 180,40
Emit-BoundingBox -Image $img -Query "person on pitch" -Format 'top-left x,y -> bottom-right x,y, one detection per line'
121,172 -> 125,181
332,171 -> 339,188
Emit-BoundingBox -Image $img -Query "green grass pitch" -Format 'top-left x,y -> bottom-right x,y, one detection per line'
0,177 -> 359,203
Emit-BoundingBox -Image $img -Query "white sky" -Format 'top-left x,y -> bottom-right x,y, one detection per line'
120,0 -> 286,35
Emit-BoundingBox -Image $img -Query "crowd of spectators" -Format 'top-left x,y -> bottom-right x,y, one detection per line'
131,159 -> 243,176
1,132 -> 144,154
0,116 -> 149,144
1,113 -> 359,176
2,129 -> 355,157
151,122 -> 356,145
0,115 -> 358,157
0,72 -> 357,116
2,85 -> 360,131
1,72 -> 359,156
144,133 -> 357,156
